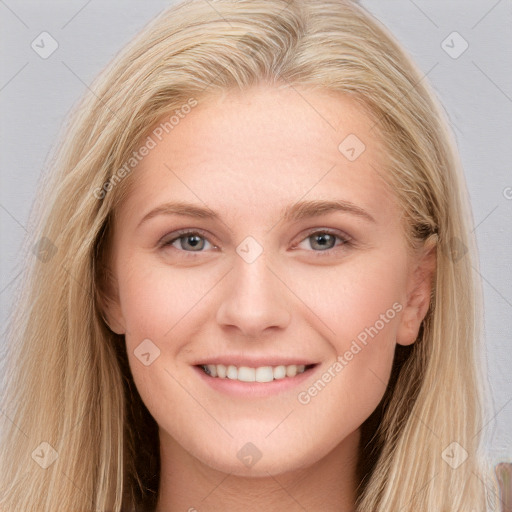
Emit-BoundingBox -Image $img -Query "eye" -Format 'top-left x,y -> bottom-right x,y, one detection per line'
159,230 -> 215,252
295,229 -> 352,255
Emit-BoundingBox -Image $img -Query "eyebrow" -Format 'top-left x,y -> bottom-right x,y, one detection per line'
282,199 -> 375,224
137,199 -> 376,227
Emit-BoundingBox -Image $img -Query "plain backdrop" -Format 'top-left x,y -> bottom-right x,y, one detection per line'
1,0 -> 511,467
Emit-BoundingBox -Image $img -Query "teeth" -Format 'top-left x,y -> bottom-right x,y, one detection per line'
217,364 -> 226,378
201,363 -> 308,382
273,365 -> 286,379
255,366 -> 274,383
238,366 -> 255,382
286,365 -> 297,377
227,365 -> 238,379
206,364 -> 217,377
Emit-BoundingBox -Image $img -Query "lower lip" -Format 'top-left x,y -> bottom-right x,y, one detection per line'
194,365 -> 319,398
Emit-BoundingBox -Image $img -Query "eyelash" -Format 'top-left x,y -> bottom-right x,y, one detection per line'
158,228 -> 353,258
293,229 -> 353,257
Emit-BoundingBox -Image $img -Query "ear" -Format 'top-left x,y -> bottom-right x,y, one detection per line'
96,263 -> 126,335
396,235 -> 437,346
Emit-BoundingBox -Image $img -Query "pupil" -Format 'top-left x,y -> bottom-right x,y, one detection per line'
313,233 -> 334,250
186,235 -> 203,250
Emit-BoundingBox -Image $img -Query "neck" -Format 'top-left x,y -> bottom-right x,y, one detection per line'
155,429 -> 360,512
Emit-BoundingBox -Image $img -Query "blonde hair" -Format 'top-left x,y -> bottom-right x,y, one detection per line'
0,0 -> 495,510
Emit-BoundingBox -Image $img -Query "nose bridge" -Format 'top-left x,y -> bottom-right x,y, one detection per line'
215,248 -> 291,337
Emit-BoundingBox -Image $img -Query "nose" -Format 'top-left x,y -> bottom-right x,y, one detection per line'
215,252 -> 292,339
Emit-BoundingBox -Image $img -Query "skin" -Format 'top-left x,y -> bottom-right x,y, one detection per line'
104,84 -> 436,511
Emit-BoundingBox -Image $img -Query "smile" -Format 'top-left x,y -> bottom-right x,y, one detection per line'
199,364 -> 314,383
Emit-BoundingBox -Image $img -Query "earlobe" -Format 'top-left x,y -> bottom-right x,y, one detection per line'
96,264 -> 126,335
100,297 -> 126,335
396,236 -> 437,346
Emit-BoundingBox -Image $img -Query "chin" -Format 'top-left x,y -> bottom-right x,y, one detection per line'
189,433 -> 327,478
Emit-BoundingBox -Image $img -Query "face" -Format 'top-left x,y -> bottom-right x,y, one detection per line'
106,85 -> 434,477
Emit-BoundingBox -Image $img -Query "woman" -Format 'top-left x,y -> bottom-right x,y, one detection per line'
0,0 -> 496,510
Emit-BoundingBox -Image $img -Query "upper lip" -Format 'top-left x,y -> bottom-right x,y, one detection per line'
193,356 -> 318,367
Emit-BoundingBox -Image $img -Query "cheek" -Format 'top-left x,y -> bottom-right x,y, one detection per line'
289,251 -> 408,351
291,252 -> 407,407
117,258 -> 227,409
118,256 -> 223,347
116,260 -> 217,431
272,253 -> 406,432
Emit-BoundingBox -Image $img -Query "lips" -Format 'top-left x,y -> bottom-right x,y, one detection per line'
194,358 -> 319,397
199,363 -> 314,383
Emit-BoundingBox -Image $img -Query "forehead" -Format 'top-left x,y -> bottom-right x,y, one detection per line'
120,85 -> 395,224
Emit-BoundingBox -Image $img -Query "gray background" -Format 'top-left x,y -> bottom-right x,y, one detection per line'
1,0 -> 511,466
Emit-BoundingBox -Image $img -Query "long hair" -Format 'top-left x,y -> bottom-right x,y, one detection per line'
0,0 -> 494,509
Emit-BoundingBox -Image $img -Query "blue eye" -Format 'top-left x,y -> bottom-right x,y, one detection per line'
308,232 -> 337,250
159,228 -> 351,257
161,231 -> 213,252
296,230 -> 351,254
